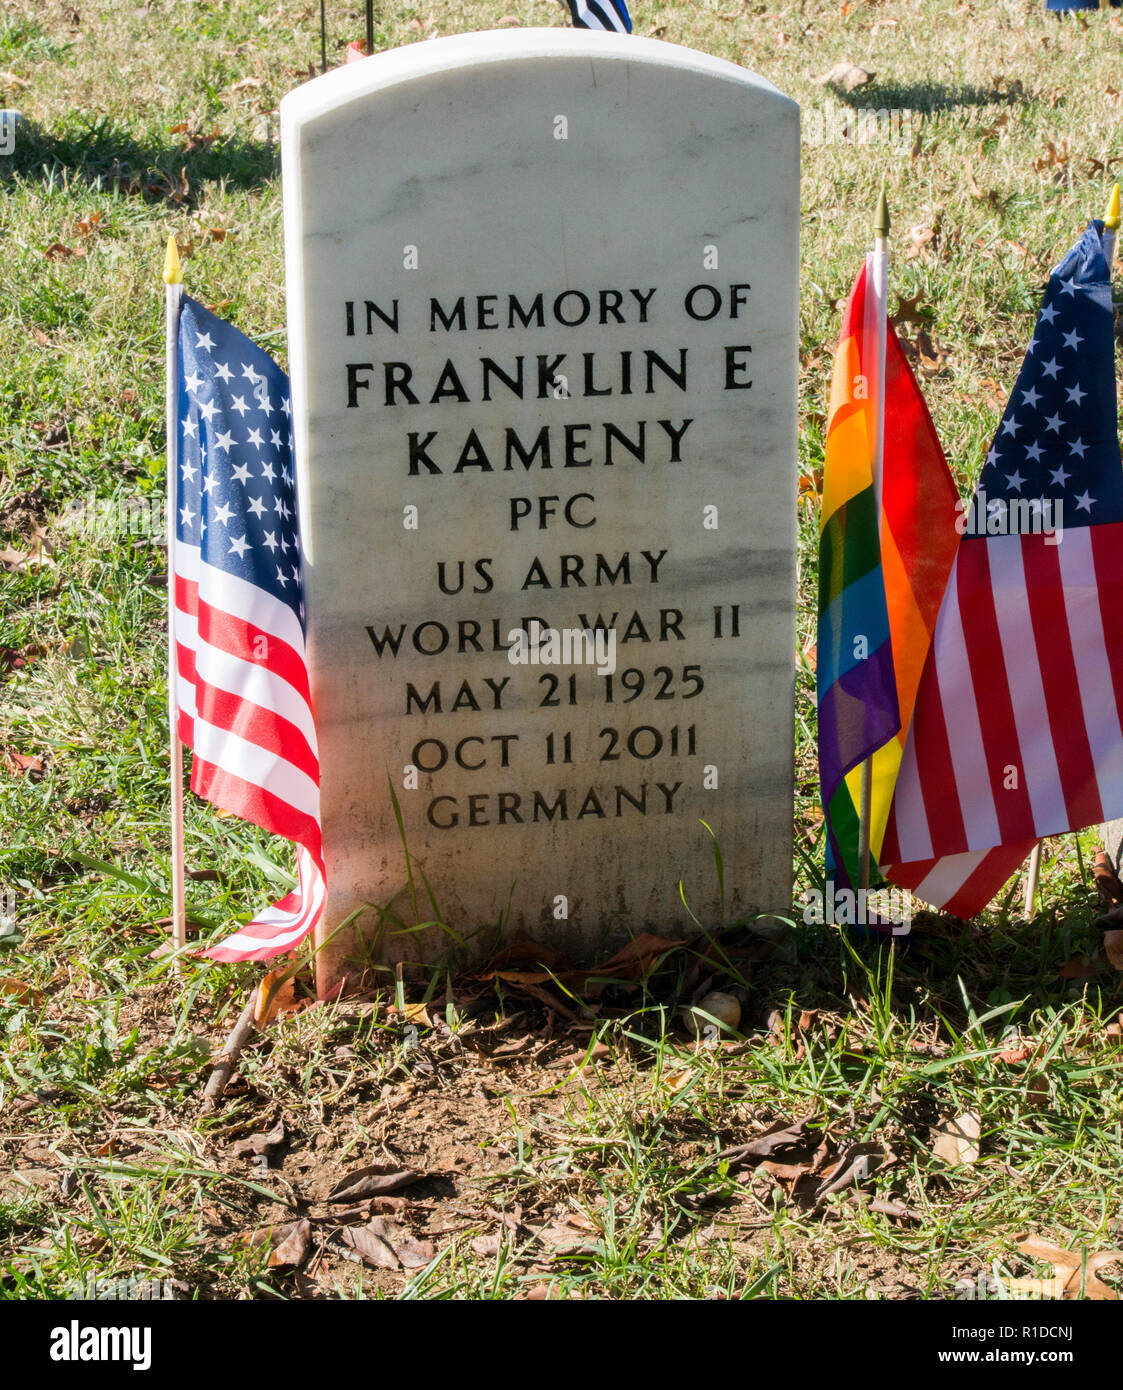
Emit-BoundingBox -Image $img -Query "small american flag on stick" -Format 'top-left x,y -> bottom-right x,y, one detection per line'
564,0 -> 632,33
882,221 -> 1123,914
171,295 -> 325,961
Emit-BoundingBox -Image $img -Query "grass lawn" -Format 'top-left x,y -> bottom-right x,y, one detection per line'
1,0 -> 1121,1301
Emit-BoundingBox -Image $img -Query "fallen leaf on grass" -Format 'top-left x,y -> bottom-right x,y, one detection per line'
1024,1073 -> 1049,1107
3,751 -> 45,778
75,212 -> 102,238
370,1217 -> 434,1269
1032,140 -> 1069,178
717,1116 -> 825,1169
396,1000 -> 431,1025
931,1111 -> 981,1165
814,1142 -> 892,1203
230,1117 -> 286,1160
815,60 -> 874,91
326,1165 -> 425,1203
253,969 -> 300,1025
1059,954 -> 1098,980
243,1217 -> 312,1268
1093,850 -> 1123,905
534,1217 -> 597,1254
1014,1234 -> 1122,1300
0,71 -> 30,89
891,290 -> 927,330
339,1221 -> 399,1269
965,160 -> 995,204
268,1218 -> 312,1269
44,242 -> 85,261
339,1217 -> 433,1270
1105,931 -> 1123,972
0,977 -> 42,1007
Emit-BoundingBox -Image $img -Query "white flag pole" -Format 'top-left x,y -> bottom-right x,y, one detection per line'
858,187 -> 890,894
164,235 -> 187,963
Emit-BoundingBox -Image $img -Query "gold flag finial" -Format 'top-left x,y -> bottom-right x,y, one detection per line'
163,234 -> 182,286
1105,183 -> 1121,234
875,183 -> 891,239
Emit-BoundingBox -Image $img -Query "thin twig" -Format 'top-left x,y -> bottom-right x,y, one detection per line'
201,994 -> 257,1109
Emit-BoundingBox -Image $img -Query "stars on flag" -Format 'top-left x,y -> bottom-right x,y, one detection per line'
978,240 -> 1123,529
175,313 -> 303,624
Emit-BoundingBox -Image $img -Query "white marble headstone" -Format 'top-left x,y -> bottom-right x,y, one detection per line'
281,29 -> 799,986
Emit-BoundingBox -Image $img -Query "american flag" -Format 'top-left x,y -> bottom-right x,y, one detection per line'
565,0 -> 632,33
882,221 -> 1123,915
173,297 -> 325,961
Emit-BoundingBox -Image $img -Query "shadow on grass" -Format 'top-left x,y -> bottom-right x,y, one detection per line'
824,80 -> 1025,114
7,117 -> 279,200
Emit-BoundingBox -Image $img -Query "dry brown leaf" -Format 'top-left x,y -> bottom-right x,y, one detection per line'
368,1217 -> 435,1269
44,242 -> 85,261
932,1111 -> 981,1165
396,1000 -> 431,1025
264,1218 -> 312,1269
1024,1073 -> 1049,1107
1059,954 -> 1097,980
1016,1234 -> 1122,1300
0,977 -> 42,1007
3,751 -> 45,778
1104,931 -> 1123,972
339,1222 -> 400,1269
717,1116 -> 824,1169
588,931 -> 687,981
230,1117 -> 285,1160
891,290 -> 927,329
1033,139 -> 1069,176
470,1232 -> 503,1257
965,161 -> 995,204
0,70 -> 30,89
491,1031 -> 536,1057
1093,850 -> 1123,905
815,60 -> 874,92
326,1165 -> 425,1203
254,969 -> 300,1025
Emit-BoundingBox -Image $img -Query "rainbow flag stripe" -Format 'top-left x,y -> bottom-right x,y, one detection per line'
818,260 -> 959,891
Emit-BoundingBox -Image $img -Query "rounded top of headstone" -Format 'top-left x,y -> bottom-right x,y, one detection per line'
280,29 -> 796,134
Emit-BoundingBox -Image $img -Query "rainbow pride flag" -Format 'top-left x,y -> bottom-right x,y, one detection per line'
817,260 -> 959,891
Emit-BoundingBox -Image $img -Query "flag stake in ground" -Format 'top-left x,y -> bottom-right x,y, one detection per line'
163,234 -> 187,965
1024,840 -> 1042,916
858,186 -> 891,894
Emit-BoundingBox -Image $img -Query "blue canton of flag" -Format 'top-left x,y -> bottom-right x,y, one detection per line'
177,304 -> 302,622
971,220 -> 1123,533
173,296 -> 325,962
565,0 -> 632,34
